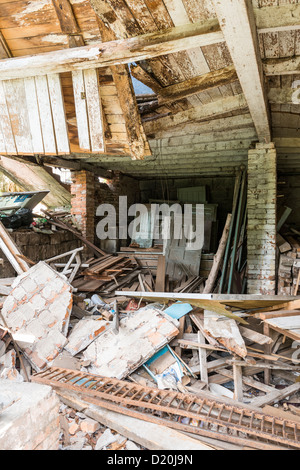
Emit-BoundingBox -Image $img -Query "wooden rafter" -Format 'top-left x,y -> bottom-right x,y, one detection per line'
212,0 -> 271,144
95,15 -> 147,160
51,0 -> 84,47
264,57 -> 300,76
0,21 -> 223,81
0,31 -> 12,59
157,66 -> 238,104
144,94 -> 248,135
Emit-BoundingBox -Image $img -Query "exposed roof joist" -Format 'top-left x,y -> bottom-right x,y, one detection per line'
254,4 -> 300,33
212,0 -> 271,144
0,20 -> 222,81
144,94 -> 248,136
264,57 -> 300,76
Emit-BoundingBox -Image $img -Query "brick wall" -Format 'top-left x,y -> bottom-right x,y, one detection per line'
247,143 -> 277,295
0,230 -> 82,278
71,170 -> 96,243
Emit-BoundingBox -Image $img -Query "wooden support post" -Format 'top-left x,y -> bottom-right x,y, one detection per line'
263,321 -> 272,385
204,213 -> 232,294
233,362 -> 244,402
155,255 -> 166,292
198,330 -> 208,386
175,317 -> 185,358
212,0 -> 271,143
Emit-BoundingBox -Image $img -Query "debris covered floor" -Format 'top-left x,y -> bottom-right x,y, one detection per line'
0,0 -> 300,453
1,213 -> 300,450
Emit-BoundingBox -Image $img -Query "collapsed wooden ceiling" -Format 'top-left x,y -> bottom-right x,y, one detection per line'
0,0 -> 299,178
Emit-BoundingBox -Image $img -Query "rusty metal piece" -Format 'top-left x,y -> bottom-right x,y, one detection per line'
32,367 -> 300,450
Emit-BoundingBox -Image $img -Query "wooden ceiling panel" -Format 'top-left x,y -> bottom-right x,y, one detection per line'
0,0 -> 298,175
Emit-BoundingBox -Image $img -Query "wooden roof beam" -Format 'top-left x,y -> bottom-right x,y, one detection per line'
95,16 -> 147,160
264,57 -> 300,76
212,0 -> 271,144
144,93 -> 248,136
0,31 -> 12,59
131,64 -> 239,107
0,20 -> 223,81
255,4 -> 300,33
158,65 -> 238,104
51,0 -> 85,47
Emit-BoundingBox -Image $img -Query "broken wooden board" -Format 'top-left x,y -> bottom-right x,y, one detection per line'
203,310 -> 247,358
0,221 -> 30,275
115,292 -> 298,322
82,306 -> 179,380
263,315 -> 300,343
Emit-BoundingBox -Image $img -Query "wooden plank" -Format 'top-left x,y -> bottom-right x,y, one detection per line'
47,73 -> 70,154
51,0 -> 84,47
0,80 -> 16,154
35,75 -> 57,154
233,363 -> 244,402
264,56 -> 300,76
265,316 -> 300,342
0,221 -> 30,275
276,233 -> 292,254
3,78 -> 33,154
83,69 -> 105,152
203,213 -> 232,294
155,255 -> 166,292
257,310 -> 300,321
157,66 -> 238,105
23,77 -> 44,154
198,330 -> 208,385
217,368 -> 274,394
72,69 -> 91,151
144,95 -> 247,135
0,21 -> 223,81
111,64 -> 145,160
212,0 -> 271,143
239,326 -> 273,346
250,382 -> 300,408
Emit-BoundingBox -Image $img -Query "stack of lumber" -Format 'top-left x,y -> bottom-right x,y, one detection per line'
277,233 -> 300,295
119,246 -> 162,273
72,254 -> 141,295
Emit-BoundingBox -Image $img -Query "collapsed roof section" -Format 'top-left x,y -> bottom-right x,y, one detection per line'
0,0 -> 298,177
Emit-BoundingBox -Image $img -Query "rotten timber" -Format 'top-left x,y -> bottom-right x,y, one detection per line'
0,21 -> 223,81
212,0 -> 271,143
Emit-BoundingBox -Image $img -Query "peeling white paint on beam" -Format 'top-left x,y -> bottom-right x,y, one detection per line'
13,0 -> 52,23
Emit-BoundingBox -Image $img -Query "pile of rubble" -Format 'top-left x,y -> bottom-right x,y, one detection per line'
59,404 -> 141,451
1,220 -> 300,450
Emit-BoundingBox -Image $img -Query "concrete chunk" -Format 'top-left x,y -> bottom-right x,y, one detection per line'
1,262 -> 73,372
0,380 -> 60,450
64,317 -> 110,356
82,306 -> 179,380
